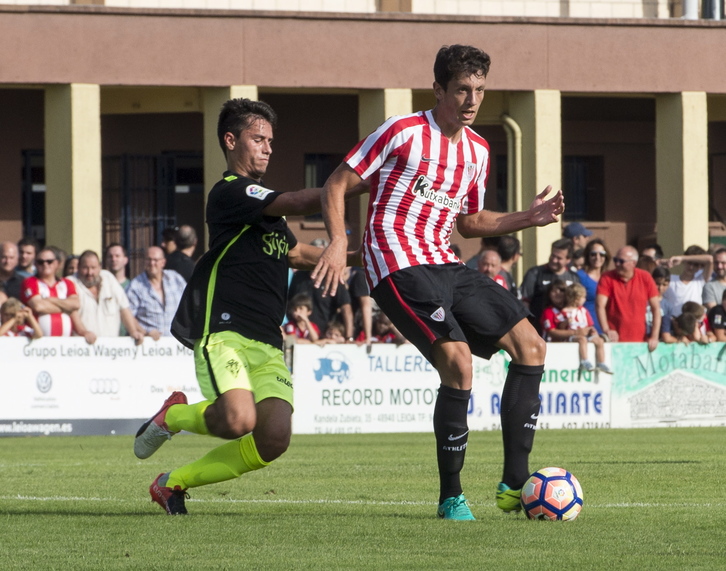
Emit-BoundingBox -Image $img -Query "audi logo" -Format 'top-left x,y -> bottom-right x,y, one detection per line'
89,378 -> 120,395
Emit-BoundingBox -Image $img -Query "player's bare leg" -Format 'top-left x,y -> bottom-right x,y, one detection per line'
495,318 -> 546,512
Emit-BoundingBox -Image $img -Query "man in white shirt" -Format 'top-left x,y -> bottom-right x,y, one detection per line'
663,245 -> 713,317
69,250 -> 146,344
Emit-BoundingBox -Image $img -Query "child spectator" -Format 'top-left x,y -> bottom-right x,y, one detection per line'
674,301 -> 712,344
283,294 -> 320,343
0,298 -> 42,339
540,279 -> 568,341
560,283 -> 611,374
707,290 -> 726,342
317,321 -> 346,345
648,267 -> 676,343
356,311 -> 407,344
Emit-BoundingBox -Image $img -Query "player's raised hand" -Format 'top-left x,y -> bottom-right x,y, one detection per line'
528,186 -> 565,227
311,238 -> 347,297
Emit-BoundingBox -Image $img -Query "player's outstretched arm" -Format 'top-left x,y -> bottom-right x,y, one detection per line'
312,164 -> 364,297
263,179 -> 369,218
457,186 -> 564,238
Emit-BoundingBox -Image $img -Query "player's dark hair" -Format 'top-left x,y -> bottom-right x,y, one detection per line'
434,45 -> 491,90
552,238 -> 574,259
498,235 -> 521,262
217,98 -> 278,156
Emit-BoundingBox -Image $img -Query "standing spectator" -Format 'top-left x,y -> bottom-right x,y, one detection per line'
702,247 -> 726,310
0,241 -> 23,299
283,293 -> 320,343
707,290 -> 726,342
640,243 -> 664,263
48,246 -> 68,280
520,238 -> 580,333
497,235 -> 522,296
576,238 -> 610,334
477,249 -> 508,289
663,245 -> 713,317
596,246 -> 660,350
165,225 -> 198,282
19,247 -> 80,337
63,255 -> 79,278
0,298 -> 42,339
649,266 -> 676,343
563,222 -> 592,251
15,237 -> 39,279
126,246 -> 186,336
160,227 -> 178,257
104,243 -> 131,289
68,250 -> 146,344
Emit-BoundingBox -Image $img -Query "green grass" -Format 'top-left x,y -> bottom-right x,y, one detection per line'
1,428 -> 725,570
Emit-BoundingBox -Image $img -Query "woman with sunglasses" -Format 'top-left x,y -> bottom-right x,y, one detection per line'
577,239 -> 611,334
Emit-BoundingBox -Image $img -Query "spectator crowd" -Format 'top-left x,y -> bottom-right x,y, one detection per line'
2,222 -> 726,353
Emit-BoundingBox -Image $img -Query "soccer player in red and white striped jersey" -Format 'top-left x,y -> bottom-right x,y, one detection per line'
314,45 -> 565,520
20,247 -> 80,337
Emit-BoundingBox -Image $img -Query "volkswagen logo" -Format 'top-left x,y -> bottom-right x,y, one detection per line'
89,378 -> 120,395
36,371 -> 52,393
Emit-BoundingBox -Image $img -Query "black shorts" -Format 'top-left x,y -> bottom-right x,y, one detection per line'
371,264 -> 531,363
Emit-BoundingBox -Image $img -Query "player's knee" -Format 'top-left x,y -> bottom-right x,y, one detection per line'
520,333 -> 546,364
208,411 -> 256,440
254,430 -> 291,463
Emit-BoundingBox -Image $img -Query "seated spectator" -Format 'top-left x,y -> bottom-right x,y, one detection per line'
15,237 -> 39,279
663,245 -> 713,316
104,243 -> 131,289
63,255 -> 79,278
702,247 -> 726,310
707,290 -> 726,342
317,321 -> 347,345
497,235 -> 522,297
596,246 -> 660,351
0,241 -> 23,299
540,279 -> 567,341
68,250 -> 147,345
648,267 -> 676,343
126,246 -> 186,337
283,293 -> 320,343
521,238 -> 580,333
165,225 -> 198,282
577,239 -> 610,334
20,247 -> 80,337
559,283 -> 611,374
356,311 -> 407,344
477,248 -> 509,289
0,298 -> 42,339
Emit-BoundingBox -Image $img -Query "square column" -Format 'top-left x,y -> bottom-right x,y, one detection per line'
508,90 -> 562,268
202,86 -> 258,249
44,84 -> 102,255
656,92 -> 709,255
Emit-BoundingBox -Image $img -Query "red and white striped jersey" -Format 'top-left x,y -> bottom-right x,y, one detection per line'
20,276 -> 77,337
346,110 -> 490,289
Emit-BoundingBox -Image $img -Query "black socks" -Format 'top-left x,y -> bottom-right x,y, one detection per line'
500,363 -> 544,490
433,384 -> 471,504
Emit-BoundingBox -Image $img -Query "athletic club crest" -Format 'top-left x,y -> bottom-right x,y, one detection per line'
430,307 -> 446,322
465,162 -> 476,180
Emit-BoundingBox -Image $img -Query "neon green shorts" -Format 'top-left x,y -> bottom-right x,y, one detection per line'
193,331 -> 293,408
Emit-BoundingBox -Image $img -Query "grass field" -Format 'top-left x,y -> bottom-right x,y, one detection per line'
1,427 -> 725,570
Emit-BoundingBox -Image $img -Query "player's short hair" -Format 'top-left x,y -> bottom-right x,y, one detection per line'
434,45 -> 491,90
217,98 -> 278,156
564,283 -> 586,306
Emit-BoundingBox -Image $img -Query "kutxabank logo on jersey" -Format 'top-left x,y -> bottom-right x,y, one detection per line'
410,175 -> 462,212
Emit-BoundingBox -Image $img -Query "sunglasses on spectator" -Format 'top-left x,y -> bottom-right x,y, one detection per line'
589,251 -> 607,257
612,257 -> 632,265
36,258 -> 56,265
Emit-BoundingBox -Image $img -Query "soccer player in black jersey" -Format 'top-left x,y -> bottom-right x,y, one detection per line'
134,98 -> 363,514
